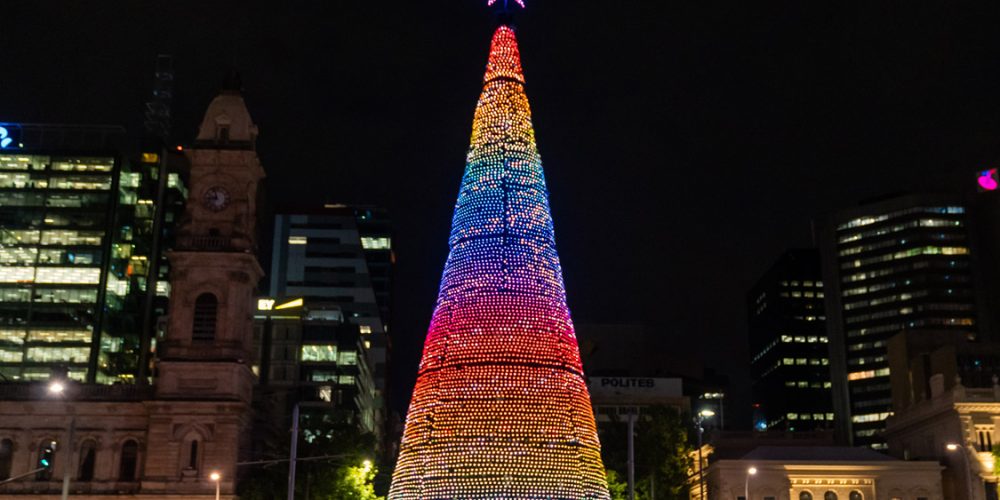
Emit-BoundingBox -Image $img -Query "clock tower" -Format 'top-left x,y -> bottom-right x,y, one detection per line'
143,78 -> 265,495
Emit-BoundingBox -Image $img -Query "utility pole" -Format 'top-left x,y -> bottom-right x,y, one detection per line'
60,416 -> 75,500
627,409 -> 635,500
287,403 -> 300,500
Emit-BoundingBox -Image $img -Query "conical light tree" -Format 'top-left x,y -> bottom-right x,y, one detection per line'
388,17 -> 610,500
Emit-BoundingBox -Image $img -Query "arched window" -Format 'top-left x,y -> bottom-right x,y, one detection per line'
192,293 -> 218,341
78,440 -> 97,481
0,438 -> 12,480
800,492 -> 813,500
188,440 -> 199,470
824,492 -> 838,500
119,440 -> 139,481
849,491 -> 863,500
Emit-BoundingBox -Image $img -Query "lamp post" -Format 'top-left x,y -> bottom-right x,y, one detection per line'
745,466 -> 757,500
947,443 -> 976,500
49,379 -> 74,500
694,409 -> 715,500
210,471 -> 221,500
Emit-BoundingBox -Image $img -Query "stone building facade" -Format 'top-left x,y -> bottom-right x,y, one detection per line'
693,446 -> 943,500
885,377 -> 1000,500
0,82 -> 265,498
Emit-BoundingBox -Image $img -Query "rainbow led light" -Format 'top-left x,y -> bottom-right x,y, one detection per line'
388,25 -> 610,500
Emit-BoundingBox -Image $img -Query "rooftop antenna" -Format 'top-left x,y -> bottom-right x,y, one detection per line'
137,54 -> 174,385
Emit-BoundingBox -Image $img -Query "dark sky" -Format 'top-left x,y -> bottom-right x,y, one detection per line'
6,1 -> 1000,425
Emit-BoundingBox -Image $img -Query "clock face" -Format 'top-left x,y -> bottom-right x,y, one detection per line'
202,186 -> 230,212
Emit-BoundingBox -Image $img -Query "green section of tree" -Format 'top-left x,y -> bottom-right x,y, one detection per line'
601,405 -> 694,500
239,417 -> 382,500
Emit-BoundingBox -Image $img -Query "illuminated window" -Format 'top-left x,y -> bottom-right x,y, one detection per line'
25,347 -> 89,363
338,351 -> 358,365
318,385 -> 333,402
35,267 -> 101,284
288,236 -> 307,245
339,375 -> 356,385
359,325 -> 372,334
302,345 -> 337,362
787,413 -> 798,420
0,349 -> 22,363
311,371 -> 338,382
852,412 -> 892,423
360,236 -> 391,250
27,330 -> 91,343
50,158 -> 113,172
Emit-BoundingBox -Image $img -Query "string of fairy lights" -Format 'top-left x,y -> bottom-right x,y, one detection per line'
388,24 -> 610,499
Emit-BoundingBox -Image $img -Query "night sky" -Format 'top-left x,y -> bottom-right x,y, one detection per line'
6,1 -> 1000,425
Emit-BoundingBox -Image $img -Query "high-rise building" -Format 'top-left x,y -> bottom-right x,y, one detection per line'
821,193 -> 984,448
268,205 -> 391,440
389,21 -> 609,499
0,123 -> 186,384
0,79 -> 261,499
252,296 -> 378,437
747,249 -> 832,432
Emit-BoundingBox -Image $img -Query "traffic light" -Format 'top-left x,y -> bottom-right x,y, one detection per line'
39,441 -> 56,469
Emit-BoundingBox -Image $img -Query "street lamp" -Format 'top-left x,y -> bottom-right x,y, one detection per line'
694,409 -> 716,500
946,443 -> 975,500
210,471 -> 221,500
745,466 -> 757,500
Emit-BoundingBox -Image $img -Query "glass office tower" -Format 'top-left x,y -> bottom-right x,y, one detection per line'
0,123 -> 186,384
822,194 -> 980,448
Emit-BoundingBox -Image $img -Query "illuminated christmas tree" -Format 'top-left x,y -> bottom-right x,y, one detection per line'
388,16 -> 610,500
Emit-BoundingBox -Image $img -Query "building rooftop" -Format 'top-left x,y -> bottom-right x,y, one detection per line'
741,445 -> 897,462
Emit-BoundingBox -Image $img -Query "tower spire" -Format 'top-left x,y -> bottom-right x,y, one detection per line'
388,20 -> 610,500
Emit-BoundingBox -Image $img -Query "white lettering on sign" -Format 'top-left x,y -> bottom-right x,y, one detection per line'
600,377 -> 656,388
257,298 -> 275,311
587,377 -> 683,401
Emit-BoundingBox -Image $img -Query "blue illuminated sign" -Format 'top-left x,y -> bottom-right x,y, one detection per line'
0,127 -> 11,148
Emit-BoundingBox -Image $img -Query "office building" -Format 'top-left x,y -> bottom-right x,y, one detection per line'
252,296 -> 378,436
0,123 -> 186,385
0,79 -> 262,498
821,193 -> 984,448
268,206 -> 392,440
747,249 -> 833,432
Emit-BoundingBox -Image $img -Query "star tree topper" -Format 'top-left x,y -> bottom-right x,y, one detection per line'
487,0 -> 525,8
